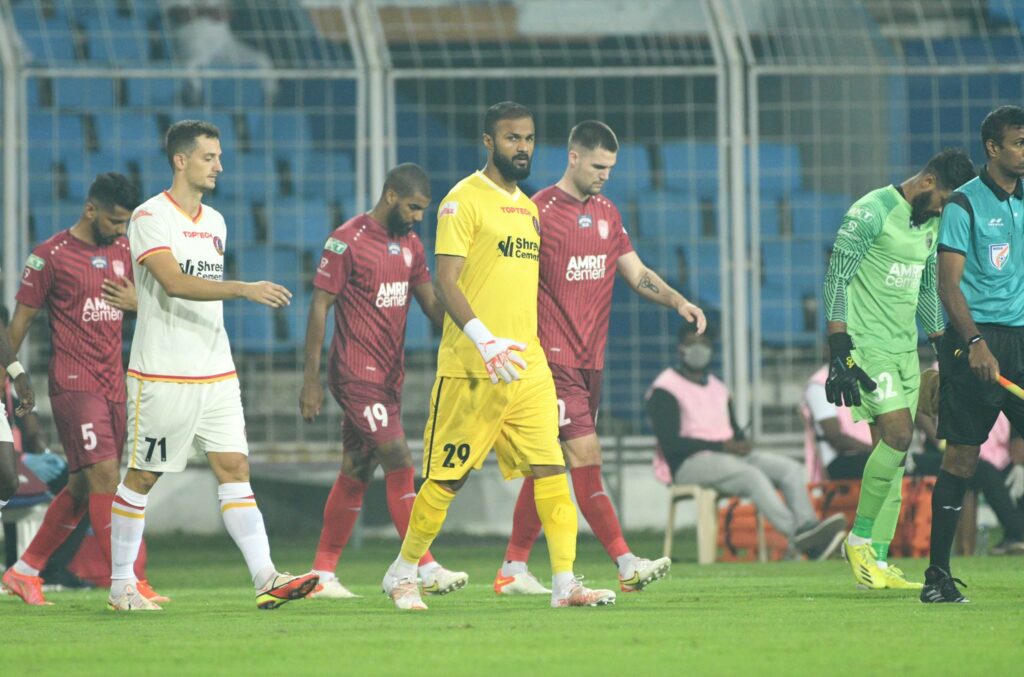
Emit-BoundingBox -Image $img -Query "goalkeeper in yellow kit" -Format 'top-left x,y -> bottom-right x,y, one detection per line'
381,101 -> 616,610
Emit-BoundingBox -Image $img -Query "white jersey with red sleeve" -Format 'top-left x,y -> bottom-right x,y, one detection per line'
126,191 -> 236,383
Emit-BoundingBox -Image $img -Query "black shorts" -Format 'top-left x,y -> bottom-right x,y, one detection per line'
937,324 -> 1024,446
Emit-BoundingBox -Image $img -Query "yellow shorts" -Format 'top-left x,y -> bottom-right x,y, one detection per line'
422,374 -> 563,481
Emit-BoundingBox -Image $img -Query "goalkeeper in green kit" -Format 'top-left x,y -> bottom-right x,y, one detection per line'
822,148 -> 975,589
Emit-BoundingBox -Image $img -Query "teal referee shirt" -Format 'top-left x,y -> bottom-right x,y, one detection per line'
937,165 -> 1024,325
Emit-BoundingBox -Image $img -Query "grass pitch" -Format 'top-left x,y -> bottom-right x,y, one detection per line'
3,532 -> 1023,676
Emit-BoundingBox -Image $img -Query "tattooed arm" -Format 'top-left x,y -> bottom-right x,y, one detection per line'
617,251 -> 706,332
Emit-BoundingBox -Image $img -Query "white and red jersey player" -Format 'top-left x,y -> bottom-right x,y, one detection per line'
497,121 -> 706,596
299,164 -> 466,598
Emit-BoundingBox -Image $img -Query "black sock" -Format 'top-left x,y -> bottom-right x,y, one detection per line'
930,469 -> 969,572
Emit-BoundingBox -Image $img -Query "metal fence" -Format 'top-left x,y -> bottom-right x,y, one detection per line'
2,0 -> 1024,459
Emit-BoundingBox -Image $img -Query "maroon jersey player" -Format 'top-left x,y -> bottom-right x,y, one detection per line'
299,163 -> 467,598
494,121 -> 707,595
1,174 -> 165,606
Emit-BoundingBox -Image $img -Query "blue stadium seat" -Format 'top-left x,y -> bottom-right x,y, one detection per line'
249,111 -> 311,152
661,141 -> 718,198
224,152 -> 275,201
635,189 -> 701,247
11,4 -> 76,63
124,78 -> 180,107
81,10 -> 148,64
92,112 -> 160,158
264,197 -> 334,254
756,143 -> 802,201
300,151 -> 356,203
204,78 -> 266,108
53,77 -> 117,109
526,143 -> 567,191
788,191 -> 850,238
612,143 -> 654,197
404,303 -> 434,354
226,244 -> 306,353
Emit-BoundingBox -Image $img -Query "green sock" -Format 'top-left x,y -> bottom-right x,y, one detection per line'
870,465 -> 904,561
851,440 -> 906,539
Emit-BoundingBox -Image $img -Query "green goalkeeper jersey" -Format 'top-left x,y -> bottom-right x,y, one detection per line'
823,184 -> 944,353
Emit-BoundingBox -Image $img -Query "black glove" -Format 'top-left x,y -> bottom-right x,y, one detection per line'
825,332 -> 877,407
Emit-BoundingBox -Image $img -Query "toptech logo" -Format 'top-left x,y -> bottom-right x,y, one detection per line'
496,236 -> 539,261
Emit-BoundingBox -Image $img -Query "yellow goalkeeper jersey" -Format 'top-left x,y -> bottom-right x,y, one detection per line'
434,170 -> 549,380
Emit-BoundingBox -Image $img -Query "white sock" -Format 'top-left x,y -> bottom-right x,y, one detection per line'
419,561 -> 441,580
616,553 -> 638,576
313,569 -> 336,582
111,483 -> 148,596
847,533 -> 871,547
502,560 -> 528,577
551,571 -> 576,596
389,555 -> 417,580
876,560 -> 889,569
218,482 -> 275,589
12,560 -> 40,577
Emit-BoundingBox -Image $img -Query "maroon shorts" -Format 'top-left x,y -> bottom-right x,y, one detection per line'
329,381 -> 405,456
51,391 -> 126,473
549,364 -> 603,442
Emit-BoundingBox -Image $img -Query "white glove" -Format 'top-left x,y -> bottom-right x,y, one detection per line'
463,318 -> 527,384
1005,464 -> 1024,504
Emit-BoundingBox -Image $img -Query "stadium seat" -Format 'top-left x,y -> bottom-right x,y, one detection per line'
80,11 -> 148,64
92,112 -> 161,158
226,152 -> 276,201
298,150 -> 357,203
787,191 -> 850,238
124,78 -> 180,107
662,484 -> 724,565
10,4 -> 77,63
52,77 -> 117,110
263,197 -> 334,254
756,143 -> 802,201
203,78 -> 266,108
635,189 -> 701,247
661,141 -> 718,198
226,244 -> 306,353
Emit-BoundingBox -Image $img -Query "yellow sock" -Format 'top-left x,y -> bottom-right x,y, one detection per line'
534,473 -> 577,575
399,480 -> 455,565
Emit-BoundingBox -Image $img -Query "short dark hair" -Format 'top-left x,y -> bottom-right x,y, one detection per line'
383,163 -> 430,199
88,172 -> 141,212
922,148 -> 975,191
483,101 -> 533,139
678,320 -> 714,343
981,105 -> 1024,157
165,119 -> 220,168
568,120 -> 619,153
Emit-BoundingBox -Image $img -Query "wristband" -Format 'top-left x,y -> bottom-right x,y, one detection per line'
462,318 -> 495,346
6,361 -> 25,379
827,332 -> 853,353
968,334 -> 984,346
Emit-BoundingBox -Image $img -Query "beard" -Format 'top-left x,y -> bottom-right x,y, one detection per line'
91,218 -> 118,245
910,190 -> 937,225
386,208 -> 413,237
493,149 -> 532,182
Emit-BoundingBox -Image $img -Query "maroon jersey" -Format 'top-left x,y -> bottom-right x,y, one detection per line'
534,186 -> 633,370
314,214 -> 431,388
16,230 -> 133,402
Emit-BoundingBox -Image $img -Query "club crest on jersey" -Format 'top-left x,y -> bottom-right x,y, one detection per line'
532,216 -> 540,234
113,260 -> 126,277
91,256 -> 108,269
578,214 -> 593,229
213,236 -> 224,256
925,233 -> 933,250
402,246 -> 413,267
387,242 -> 401,255
990,242 -> 1010,270
598,219 -> 609,240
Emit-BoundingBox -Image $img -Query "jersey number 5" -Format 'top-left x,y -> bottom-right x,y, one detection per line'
442,443 -> 471,468
81,423 -> 97,451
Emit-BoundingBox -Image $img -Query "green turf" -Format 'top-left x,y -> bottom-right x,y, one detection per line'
3,532 -> 1023,675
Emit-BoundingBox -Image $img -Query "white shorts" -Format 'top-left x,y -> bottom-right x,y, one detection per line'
0,413 -> 12,444
126,376 -> 249,473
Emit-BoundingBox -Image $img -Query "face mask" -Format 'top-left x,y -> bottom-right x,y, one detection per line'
680,343 -> 712,370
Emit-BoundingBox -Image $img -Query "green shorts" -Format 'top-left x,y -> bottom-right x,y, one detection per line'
850,347 -> 920,424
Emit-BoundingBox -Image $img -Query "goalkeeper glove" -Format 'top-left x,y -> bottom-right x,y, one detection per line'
463,318 -> 527,384
825,332 -> 877,407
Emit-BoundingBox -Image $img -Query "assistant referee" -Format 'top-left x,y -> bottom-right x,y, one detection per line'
926,105 -> 1024,603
